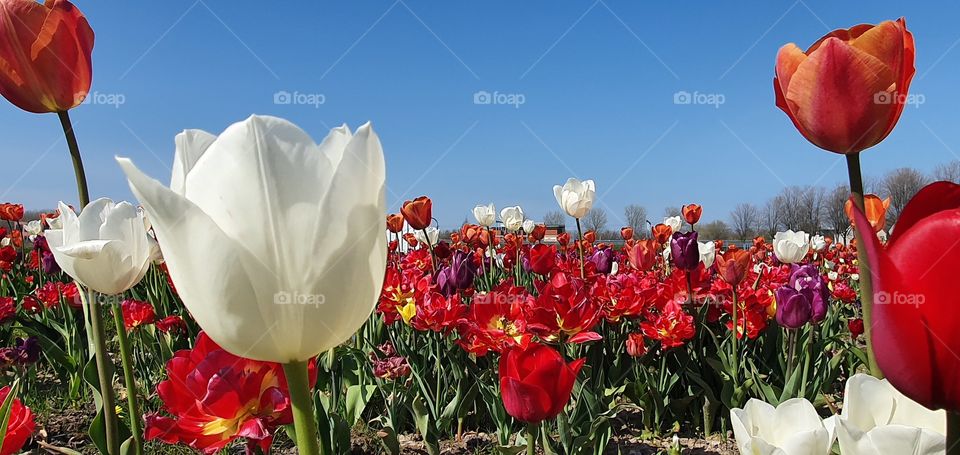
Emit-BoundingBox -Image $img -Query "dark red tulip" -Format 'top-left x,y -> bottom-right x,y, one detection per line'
848,318 -> 864,339
557,232 -> 570,247
401,196 -> 432,230
670,231 -> 699,270
530,224 -> 546,242
528,244 -> 557,275
853,181 -> 960,411
499,343 -> 584,423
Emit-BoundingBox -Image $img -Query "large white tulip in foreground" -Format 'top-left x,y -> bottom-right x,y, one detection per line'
117,115 -> 386,363
46,198 -> 156,295
553,178 -> 595,219
731,398 -> 835,455
831,374 -> 945,455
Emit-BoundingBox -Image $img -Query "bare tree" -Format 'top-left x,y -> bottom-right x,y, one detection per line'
698,220 -> 731,241
824,184 -> 852,243
881,167 -> 928,227
761,199 -> 781,239
662,206 -> 682,218
583,207 -> 608,233
729,203 -> 759,240
543,210 -> 566,227
934,160 -> 960,183
623,204 -> 648,238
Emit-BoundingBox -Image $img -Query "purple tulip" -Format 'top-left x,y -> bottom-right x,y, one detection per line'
437,250 -> 477,296
33,235 -> 60,274
0,337 -> 40,368
775,286 -> 814,329
788,264 -> 829,323
670,231 -> 699,270
589,248 -> 615,274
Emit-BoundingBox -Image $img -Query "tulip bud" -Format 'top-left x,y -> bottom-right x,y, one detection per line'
402,196 -> 432,230
626,333 -> 646,357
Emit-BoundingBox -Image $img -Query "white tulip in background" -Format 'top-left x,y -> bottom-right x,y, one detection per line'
23,219 -> 42,237
117,115 -> 387,363
810,235 -> 826,251
731,398 -> 835,455
773,230 -> 810,264
45,198 -> 157,295
553,178 -> 595,219
698,241 -> 716,268
828,271 -> 839,281
522,219 -> 536,235
830,374 -> 945,455
500,206 -> 524,231
473,203 -> 496,227
46,213 -> 62,229
664,216 -> 682,234
415,226 -> 439,246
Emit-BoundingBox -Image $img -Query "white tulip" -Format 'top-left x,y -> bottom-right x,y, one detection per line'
23,220 -> 42,237
46,214 -> 62,230
832,373 -> 945,455
45,199 -> 157,295
773,230 -> 810,264
662,243 -> 671,263
522,219 -> 536,235
731,398 -> 836,455
473,203 -> 496,227
664,216 -> 682,234
500,206 -> 524,232
414,226 -> 439,246
117,116 -> 386,363
553,178 -> 595,219
810,235 -> 826,252
698,241 -> 716,268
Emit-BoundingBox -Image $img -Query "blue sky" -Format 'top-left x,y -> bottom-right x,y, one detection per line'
2,1 -> 958,229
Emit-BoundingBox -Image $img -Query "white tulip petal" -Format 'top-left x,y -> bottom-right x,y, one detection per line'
171,129 -> 217,195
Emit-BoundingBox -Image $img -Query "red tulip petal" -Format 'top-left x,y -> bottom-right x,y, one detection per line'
568,331 -> 603,344
852,199 -> 937,409
848,21 -> 903,72
888,181 -> 960,246
500,377 -> 552,423
775,43 -> 807,112
806,24 -> 875,54
785,37 -> 895,153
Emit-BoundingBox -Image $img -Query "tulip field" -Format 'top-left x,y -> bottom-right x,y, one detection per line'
1,2 -> 959,455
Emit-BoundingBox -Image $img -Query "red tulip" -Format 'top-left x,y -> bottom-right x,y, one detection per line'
848,318 -> 864,339
625,239 -> 657,271
556,232 -> 570,247
625,333 -> 646,357
528,244 -> 557,275
583,230 -> 596,244
121,299 -> 155,330
844,194 -> 891,233
145,332 -> 316,454
682,204 -> 702,225
651,223 -> 672,244
530,224 -> 546,242
499,343 -> 584,423
0,385 -> 34,455
620,227 -> 634,241
715,249 -> 751,286
0,203 -> 23,222
775,18 -> 915,154
156,315 -> 187,335
0,0 -> 94,114
401,196 -> 432,230
852,181 -> 960,411
385,214 -> 404,233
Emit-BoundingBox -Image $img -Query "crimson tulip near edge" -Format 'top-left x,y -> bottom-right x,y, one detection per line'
499,343 -> 584,424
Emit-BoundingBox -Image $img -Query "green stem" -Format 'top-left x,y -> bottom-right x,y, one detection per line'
846,153 -> 881,378
731,289 -> 739,381
58,110 -> 90,207
948,412 -> 960,455
87,291 -> 119,455
111,297 -> 143,455
575,218 -> 585,279
525,422 -> 538,455
282,360 -> 321,455
785,329 -> 797,382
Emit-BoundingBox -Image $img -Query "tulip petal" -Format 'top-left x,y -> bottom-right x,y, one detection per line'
785,37 -> 896,153
888,181 -> 960,246
171,129 -> 217,195
500,377 -> 552,423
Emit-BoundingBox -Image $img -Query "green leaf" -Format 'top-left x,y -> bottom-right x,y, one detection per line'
344,384 -> 377,426
377,425 -> 401,455
0,379 -> 21,445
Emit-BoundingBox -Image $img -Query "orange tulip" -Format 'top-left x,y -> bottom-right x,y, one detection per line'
845,194 -> 891,232
774,18 -> 915,154
626,239 -> 658,271
400,196 -> 432,230
0,203 -> 24,222
556,232 -> 570,247
385,214 -> 404,233
620,226 -> 634,241
583,230 -> 596,244
0,0 -> 94,114
682,204 -> 702,225
716,249 -> 751,286
651,223 -> 672,244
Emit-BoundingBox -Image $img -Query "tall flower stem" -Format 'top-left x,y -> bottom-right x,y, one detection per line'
60,110 -> 120,455
110,296 -> 143,455
846,153 -> 881,377
282,360 -> 321,455
525,422 -> 538,455
575,218 -> 585,278
422,228 -> 437,274
731,289 -> 740,380
948,412 -> 960,455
